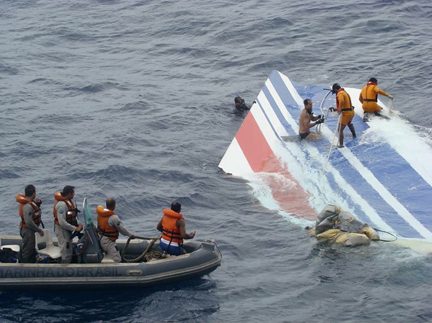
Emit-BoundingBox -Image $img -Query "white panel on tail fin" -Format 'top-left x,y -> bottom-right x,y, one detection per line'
218,138 -> 252,176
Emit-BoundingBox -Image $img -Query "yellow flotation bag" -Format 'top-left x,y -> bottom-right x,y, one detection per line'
361,226 -> 380,241
310,204 -> 380,246
316,229 -> 371,247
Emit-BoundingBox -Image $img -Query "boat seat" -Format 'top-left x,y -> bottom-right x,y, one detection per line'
0,245 -> 20,253
35,229 -> 62,260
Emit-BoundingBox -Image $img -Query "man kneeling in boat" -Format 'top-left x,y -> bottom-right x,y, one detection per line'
97,198 -> 136,263
307,204 -> 379,247
299,99 -> 324,140
157,202 -> 196,255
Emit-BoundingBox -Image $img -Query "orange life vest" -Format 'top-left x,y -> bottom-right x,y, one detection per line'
336,88 -> 353,112
96,206 -> 119,241
16,194 -> 41,228
360,82 -> 378,102
161,209 -> 184,244
53,191 -> 78,226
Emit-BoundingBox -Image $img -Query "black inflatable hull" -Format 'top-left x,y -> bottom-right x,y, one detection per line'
0,236 -> 222,291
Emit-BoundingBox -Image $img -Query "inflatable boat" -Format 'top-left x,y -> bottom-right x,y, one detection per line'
0,199 -> 222,291
220,70 -> 432,251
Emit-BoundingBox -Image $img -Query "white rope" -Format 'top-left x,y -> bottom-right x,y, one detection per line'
321,113 -> 341,176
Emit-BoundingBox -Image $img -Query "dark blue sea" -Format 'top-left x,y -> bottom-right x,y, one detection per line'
1,0 -> 432,322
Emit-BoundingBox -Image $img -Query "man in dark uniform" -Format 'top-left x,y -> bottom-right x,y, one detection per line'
234,96 -> 251,112
16,184 -> 45,263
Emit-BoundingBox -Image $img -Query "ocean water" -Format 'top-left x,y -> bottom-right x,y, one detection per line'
1,0 -> 432,322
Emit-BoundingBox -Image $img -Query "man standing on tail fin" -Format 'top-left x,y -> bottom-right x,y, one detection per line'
359,77 -> 393,122
330,83 -> 356,148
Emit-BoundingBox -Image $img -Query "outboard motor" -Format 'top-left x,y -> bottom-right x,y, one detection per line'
76,198 -> 104,263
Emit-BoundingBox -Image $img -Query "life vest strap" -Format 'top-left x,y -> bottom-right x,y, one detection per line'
19,202 -> 42,228
162,228 -> 179,234
97,227 -> 119,238
363,99 -> 377,102
161,228 -> 183,247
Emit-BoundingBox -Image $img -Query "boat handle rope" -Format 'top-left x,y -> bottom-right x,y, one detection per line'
121,236 -> 161,263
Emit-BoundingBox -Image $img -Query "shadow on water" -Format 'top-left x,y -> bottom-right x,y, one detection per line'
0,278 -> 220,323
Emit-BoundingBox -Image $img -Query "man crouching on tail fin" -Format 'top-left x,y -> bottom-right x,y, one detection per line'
299,99 -> 324,140
359,77 -> 393,122
157,202 -> 196,256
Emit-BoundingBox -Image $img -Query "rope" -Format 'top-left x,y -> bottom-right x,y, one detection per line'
321,113 -> 341,176
120,236 -> 160,263
373,228 -> 398,242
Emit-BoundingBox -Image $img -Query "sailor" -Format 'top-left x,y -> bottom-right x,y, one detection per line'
157,202 -> 196,256
96,197 -> 136,263
298,98 -> 324,140
329,83 -> 356,148
16,184 -> 45,263
234,96 -> 251,112
308,204 -> 380,246
53,185 -> 83,263
359,77 -> 393,122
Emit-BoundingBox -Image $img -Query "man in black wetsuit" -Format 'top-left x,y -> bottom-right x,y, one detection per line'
234,96 -> 251,112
